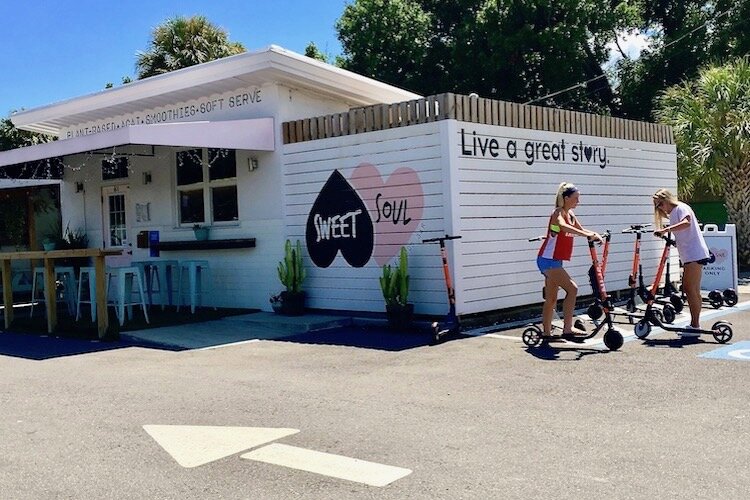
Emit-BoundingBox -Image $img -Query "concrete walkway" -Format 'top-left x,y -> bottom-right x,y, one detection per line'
121,312 -> 357,350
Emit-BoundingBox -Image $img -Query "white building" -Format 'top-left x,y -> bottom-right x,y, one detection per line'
0,45 -> 676,317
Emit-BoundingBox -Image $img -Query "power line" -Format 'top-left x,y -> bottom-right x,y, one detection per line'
524,7 -> 733,105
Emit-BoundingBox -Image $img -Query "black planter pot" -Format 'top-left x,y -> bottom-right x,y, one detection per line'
386,303 -> 414,331
272,291 -> 306,316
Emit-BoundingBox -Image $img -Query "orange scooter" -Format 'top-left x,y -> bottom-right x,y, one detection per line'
422,234 -> 461,344
524,236 -> 624,351
633,234 -> 733,342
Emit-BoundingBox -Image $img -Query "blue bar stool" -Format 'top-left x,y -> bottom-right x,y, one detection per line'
132,260 -> 178,309
177,260 -> 212,313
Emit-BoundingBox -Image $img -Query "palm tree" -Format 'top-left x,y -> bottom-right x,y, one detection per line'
136,16 -> 245,79
655,57 -> 750,266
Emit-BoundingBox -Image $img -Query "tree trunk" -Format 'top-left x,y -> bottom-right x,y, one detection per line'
722,160 -> 750,267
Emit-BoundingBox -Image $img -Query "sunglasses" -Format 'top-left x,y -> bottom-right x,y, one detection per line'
654,200 -> 664,209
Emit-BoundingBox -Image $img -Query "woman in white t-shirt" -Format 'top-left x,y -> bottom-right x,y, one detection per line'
652,188 -> 711,332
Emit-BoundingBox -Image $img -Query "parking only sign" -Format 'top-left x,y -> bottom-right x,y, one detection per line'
701,224 -> 738,292
699,341 -> 750,362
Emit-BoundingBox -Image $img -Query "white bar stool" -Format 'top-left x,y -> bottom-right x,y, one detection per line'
76,267 -> 99,322
177,260 -> 212,313
106,266 -> 150,326
30,266 -> 76,317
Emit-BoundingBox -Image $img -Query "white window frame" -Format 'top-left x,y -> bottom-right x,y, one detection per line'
174,148 -> 239,227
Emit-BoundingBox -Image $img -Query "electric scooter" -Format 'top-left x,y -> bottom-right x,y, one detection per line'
633,234 -> 733,343
422,234 -> 461,344
584,228 -> 674,326
523,236 -> 624,351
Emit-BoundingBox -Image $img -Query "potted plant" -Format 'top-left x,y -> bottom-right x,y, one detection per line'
379,246 -> 413,330
59,224 -> 90,273
42,236 -> 57,251
42,219 -> 63,251
270,239 -> 307,315
193,224 -> 210,241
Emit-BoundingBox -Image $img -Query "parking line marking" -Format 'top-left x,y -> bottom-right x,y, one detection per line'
241,443 -> 412,487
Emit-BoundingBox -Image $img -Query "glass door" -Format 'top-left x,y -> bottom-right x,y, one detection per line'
101,185 -> 132,267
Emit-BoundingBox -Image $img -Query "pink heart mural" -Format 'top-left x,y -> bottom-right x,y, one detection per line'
350,163 -> 424,265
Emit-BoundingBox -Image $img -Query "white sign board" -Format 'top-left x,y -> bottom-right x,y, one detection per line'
701,224 -> 738,292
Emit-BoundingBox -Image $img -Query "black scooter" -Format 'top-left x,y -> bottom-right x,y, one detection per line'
524,236 -> 624,351
634,234 -> 733,343
422,234 -> 461,344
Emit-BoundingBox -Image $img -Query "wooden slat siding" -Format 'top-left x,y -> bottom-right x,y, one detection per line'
411,98 -> 420,125
319,116 -> 327,140
372,105 -> 382,130
430,95 -> 438,121
454,94 -> 464,122
362,106 -> 372,133
282,93 -> 673,144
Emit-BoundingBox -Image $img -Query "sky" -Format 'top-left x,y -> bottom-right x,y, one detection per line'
0,0 -> 347,117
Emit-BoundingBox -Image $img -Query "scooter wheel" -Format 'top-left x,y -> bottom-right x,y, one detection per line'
634,320 -> 651,339
669,294 -> 684,313
603,328 -> 624,351
711,321 -> 733,344
723,289 -> 738,307
708,290 -> 723,309
522,326 -> 543,347
587,304 -> 603,320
574,318 -> 587,332
661,304 -> 676,324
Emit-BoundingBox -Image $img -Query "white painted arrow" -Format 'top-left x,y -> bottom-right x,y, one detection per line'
241,443 -> 412,487
143,425 -> 299,468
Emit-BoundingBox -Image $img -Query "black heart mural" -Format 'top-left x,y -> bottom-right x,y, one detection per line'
306,170 -> 374,268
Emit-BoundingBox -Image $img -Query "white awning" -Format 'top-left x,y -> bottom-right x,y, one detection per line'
0,118 -> 275,168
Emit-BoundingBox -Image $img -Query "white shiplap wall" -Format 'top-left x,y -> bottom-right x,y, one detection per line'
282,122 -> 455,315
448,121 -> 678,315
282,118 -> 677,317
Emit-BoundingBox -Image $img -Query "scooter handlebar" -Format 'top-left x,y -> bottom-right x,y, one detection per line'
653,232 -> 676,245
422,234 -> 462,244
622,223 -> 652,233
528,236 -> 546,242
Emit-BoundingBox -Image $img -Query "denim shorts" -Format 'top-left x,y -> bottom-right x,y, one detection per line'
537,256 -> 563,275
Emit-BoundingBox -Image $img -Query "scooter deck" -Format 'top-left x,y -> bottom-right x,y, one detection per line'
541,334 -> 588,343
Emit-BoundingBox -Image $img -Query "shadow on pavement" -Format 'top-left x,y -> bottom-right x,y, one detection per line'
641,336 -> 707,348
279,324 -> 472,351
0,331 -> 140,360
524,344 -> 611,361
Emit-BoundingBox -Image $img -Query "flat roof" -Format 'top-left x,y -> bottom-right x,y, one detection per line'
11,45 -> 421,137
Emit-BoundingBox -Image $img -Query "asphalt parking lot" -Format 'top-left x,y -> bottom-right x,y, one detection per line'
1,298 -> 749,499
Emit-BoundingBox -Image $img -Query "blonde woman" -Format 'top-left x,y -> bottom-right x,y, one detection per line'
652,188 -> 711,334
537,182 -> 602,337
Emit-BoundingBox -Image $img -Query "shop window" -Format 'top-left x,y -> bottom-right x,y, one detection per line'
175,148 -> 238,225
102,157 -> 129,180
